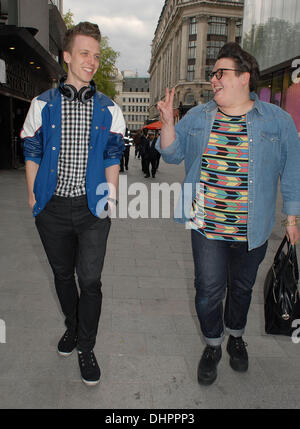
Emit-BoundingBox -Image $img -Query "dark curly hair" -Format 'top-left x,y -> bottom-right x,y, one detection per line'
63,21 -> 101,53
217,42 -> 260,92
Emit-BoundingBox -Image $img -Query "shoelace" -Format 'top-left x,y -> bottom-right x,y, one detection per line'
232,338 -> 248,351
204,347 -> 220,359
78,351 -> 96,367
63,331 -> 77,342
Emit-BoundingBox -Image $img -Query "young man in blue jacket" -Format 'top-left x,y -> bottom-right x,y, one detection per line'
21,22 -> 125,386
157,43 -> 300,386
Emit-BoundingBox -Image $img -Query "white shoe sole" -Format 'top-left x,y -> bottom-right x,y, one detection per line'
81,377 -> 100,386
57,349 -> 74,357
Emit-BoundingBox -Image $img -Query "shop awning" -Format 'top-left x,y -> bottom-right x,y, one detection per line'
0,25 -> 64,81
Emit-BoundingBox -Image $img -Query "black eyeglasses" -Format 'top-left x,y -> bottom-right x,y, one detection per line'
209,68 -> 244,80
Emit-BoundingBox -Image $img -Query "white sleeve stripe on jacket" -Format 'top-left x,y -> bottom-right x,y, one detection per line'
20,98 -> 46,139
108,102 -> 126,137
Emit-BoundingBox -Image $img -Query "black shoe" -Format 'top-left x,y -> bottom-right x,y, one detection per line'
197,345 -> 222,386
144,174 -> 150,178
57,329 -> 77,357
226,335 -> 248,372
119,169 -> 124,172
152,175 -> 155,178
78,350 -> 101,386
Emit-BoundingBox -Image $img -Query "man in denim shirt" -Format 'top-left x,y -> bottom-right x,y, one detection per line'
157,43 -> 300,385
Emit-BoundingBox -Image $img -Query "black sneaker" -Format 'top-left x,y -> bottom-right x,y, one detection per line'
78,350 -> 101,386
226,335 -> 248,372
57,330 -> 78,357
197,345 -> 222,386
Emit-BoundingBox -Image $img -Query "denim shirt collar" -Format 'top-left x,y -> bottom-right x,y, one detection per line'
204,92 -> 264,116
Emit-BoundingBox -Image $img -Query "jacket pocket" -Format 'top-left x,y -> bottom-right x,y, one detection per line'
261,131 -> 281,168
187,127 -> 204,156
261,131 -> 280,144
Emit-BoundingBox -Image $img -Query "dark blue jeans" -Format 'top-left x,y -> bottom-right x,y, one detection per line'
191,230 -> 268,346
35,195 -> 111,352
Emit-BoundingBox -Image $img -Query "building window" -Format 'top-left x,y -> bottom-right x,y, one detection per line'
235,20 -> 242,43
187,65 -> 195,82
207,16 -> 228,36
205,65 -> 214,82
189,17 -> 197,35
203,90 -> 214,103
188,40 -> 196,59
206,40 -> 225,60
184,92 -> 195,105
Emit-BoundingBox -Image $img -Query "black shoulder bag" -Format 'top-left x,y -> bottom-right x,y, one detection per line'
264,236 -> 300,335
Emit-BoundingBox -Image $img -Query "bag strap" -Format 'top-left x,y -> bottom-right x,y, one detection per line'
288,243 -> 299,282
273,236 -> 299,282
274,236 -> 288,262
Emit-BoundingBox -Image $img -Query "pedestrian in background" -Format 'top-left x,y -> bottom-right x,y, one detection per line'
144,131 -> 159,178
154,130 -> 161,170
140,129 -> 149,175
157,42 -> 300,386
21,22 -> 125,386
133,129 -> 141,159
120,129 -> 132,172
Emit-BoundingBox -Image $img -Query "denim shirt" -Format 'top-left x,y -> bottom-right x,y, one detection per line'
156,93 -> 300,250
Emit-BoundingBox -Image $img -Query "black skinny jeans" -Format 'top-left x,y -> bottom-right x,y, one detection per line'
35,195 -> 111,352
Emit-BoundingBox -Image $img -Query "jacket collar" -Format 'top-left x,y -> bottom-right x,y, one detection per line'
204,92 -> 264,116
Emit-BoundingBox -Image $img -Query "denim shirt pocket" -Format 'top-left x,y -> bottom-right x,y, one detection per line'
187,127 -> 204,157
261,131 -> 281,169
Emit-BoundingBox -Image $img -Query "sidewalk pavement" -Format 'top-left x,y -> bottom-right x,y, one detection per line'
0,151 -> 300,409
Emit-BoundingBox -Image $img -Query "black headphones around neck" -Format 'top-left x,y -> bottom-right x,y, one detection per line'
58,75 -> 96,104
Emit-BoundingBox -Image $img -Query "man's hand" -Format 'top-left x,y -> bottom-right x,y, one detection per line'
286,225 -> 300,245
286,215 -> 300,245
107,199 -> 117,218
28,195 -> 36,211
25,160 -> 39,212
157,87 -> 175,126
156,87 -> 176,150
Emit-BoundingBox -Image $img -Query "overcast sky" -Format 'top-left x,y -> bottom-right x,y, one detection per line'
63,0 -> 165,77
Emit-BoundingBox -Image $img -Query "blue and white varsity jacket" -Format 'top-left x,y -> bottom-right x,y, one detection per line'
21,88 -> 126,217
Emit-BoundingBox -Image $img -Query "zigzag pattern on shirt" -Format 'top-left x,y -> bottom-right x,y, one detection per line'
189,110 -> 249,242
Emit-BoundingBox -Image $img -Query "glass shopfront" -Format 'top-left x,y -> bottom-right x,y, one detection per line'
243,0 -> 300,132
243,0 -> 300,71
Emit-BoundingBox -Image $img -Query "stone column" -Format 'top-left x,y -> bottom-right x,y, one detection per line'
179,18 -> 189,82
171,35 -> 177,87
228,18 -> 237,42
195,15 -> 208,81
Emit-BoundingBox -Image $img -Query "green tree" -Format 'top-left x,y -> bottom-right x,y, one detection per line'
63,11 -> 119,99
63,9 -> 75,29
94,37 -> 119,100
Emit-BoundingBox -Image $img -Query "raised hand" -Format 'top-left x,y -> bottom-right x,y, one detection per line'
157,87 -> 175,126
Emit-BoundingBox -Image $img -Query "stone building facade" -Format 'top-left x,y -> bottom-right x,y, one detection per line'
149,0 -> 244,120
121,74 -> 150,132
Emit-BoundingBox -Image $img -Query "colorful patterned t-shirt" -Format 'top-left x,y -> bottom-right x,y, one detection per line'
190,109 -> 249,241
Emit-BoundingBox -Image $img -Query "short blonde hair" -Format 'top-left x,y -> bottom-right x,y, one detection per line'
63,21 -> 101,53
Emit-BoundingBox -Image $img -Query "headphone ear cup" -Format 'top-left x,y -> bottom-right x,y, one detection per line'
59,83 -> 78,101
78,81 -> 96,103
78,86 -> 92,104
